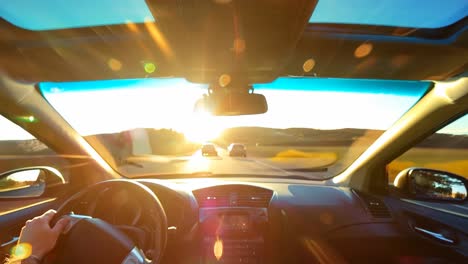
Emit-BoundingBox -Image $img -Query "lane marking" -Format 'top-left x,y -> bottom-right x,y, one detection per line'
452,204 -> 468,212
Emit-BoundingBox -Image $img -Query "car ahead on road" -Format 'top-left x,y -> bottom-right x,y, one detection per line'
228,143 -> 247,157
201,143 -> 218,156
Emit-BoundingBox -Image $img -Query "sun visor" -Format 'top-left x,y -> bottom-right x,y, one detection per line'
145,0 -> 317,84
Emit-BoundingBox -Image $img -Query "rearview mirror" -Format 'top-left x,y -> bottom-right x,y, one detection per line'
394,168 -> 467,202
0,167 -> 65,198
194,92 -> 268,116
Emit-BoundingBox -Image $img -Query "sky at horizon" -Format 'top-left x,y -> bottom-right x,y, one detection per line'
1,77 -> 466,142
38,78 -> 429,142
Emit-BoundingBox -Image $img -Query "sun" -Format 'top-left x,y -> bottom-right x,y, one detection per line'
177,114 -> 226,143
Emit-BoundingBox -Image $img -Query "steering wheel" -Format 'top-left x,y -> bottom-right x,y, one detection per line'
46,179 -> 167,264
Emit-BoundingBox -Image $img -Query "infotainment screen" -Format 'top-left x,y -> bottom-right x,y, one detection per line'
220,214 -> 250,231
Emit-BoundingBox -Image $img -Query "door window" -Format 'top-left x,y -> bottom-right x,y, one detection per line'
0,115 -> 69,180
387,114 -> 468,184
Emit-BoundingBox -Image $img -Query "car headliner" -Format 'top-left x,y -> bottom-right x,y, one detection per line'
0,1 -> 466,82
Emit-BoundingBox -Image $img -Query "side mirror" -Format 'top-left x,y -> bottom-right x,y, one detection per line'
394,168 -> 467,202
0,167 -> 65,198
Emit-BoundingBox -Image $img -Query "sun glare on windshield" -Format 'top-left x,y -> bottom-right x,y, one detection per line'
40,78 -> 430,179
180,113 -> 225,144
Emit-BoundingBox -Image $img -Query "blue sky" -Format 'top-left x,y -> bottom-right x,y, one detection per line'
1,0 -> 466,30
310,0 -> 468,28
0,0 -> 153,30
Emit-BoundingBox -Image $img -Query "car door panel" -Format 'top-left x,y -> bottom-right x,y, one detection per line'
0,198 -> 62,259
386,197 -> 468,262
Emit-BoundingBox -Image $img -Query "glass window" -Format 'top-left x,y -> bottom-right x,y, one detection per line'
309,0 -> 468,28
0,115 -> 69,179
40,78 -> 429,179
388,114 -> 468,184
3,0 -> 466,31
0,0 -> 154,31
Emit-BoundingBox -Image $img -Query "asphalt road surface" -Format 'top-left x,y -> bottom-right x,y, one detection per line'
121,145 -> 293,177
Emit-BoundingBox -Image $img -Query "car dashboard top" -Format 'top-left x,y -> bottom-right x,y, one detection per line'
137,177 -> 385,230
135,177 -> 398,264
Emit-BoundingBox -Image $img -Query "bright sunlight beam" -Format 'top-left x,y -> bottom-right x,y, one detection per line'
40,78 -> 446,145
176,112 -> 225,143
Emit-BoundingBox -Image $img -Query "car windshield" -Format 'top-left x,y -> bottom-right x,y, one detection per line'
39,77 -> 429,179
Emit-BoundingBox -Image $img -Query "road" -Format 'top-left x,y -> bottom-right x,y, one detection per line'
121,145 -> 293,177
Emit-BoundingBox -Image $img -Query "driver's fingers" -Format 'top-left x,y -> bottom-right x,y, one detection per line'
41,209 -> 57,222
52,217 -> 70,235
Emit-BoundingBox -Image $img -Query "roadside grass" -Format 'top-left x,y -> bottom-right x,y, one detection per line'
246,146 -> 346,169
387,148 -> 468,182
245,146 -> 468,181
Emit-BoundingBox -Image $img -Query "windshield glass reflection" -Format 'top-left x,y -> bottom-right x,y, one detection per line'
39,78 -> 431,179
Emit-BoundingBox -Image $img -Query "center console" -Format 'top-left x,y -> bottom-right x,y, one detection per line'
193,184 -> 273,264
200,207 -> 268,263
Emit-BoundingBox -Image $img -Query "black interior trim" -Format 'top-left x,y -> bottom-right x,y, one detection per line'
307,16 -> 468,39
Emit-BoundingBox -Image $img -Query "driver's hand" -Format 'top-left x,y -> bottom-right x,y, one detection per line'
15,209 -> 70,261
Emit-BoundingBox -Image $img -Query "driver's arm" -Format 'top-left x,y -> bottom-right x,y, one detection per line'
5,210 -> 69,264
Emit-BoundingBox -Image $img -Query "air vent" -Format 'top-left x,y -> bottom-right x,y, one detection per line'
193,184 -> 273,208
354,191 -> 391,219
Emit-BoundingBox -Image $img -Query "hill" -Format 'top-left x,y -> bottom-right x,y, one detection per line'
1,127 -> 466,158
214,126 -> 467,149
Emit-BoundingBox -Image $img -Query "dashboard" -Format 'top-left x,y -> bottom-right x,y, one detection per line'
132,178 -> 403,264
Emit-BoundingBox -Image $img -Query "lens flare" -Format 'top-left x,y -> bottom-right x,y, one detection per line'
144,62 -> 157,74
16,116 -> 37,123
213,238 -> 223,260
11,243 -> 32,260
303,58 -> 316,73
218,74 -> 231,87
354,43 -> 373,58
108,58 -> 122,71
